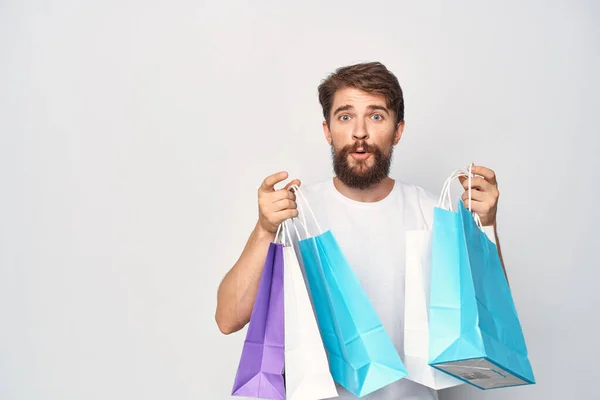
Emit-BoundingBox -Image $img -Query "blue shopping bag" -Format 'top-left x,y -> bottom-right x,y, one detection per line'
429,198 -> 535,390
292,186 -> 407,398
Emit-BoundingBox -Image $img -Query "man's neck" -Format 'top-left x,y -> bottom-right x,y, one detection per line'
332,176 -> 395,203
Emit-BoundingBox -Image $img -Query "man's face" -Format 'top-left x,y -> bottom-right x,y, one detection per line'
323,87 -> 404,190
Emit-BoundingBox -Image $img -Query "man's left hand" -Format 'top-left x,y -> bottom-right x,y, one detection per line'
459,165 -> 499,227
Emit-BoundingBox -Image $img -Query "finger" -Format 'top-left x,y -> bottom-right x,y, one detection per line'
464,200 -> 491,215
461,189 -> 487,202
273,208 -> 299,222
460,176 -> 494,192
267,189 -> 296,202
259,171 -> 289,193
471,165 -> 497,185
271,198 -> 297,212
284,179 -> 301,191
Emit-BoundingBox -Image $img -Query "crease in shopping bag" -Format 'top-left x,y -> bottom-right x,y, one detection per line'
232,242 -> 285,399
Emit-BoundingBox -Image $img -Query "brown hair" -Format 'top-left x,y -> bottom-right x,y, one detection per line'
318,62 -> 404,126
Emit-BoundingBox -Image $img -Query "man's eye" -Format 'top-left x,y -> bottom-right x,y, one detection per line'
372,114 -> 383,121
340,115 -> 351,121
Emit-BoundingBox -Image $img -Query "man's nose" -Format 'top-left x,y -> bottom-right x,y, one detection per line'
352,119 -> 369,140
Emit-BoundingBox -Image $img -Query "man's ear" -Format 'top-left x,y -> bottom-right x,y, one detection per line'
322,120 -> 333,145
393,121 -> 405,145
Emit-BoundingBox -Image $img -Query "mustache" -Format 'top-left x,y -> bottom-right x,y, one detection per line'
331,139 -> 393,190
340,141 -> 379,153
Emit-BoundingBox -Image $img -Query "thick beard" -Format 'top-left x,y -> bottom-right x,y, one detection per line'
331,140 -> 394,190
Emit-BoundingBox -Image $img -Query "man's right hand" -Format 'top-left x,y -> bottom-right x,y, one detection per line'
257,171 -> 301,234
215,171 -> 301,334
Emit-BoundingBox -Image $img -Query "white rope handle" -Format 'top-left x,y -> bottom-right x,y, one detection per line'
273,183 -> 312,243
289,184 -> 322,237
285,212 -> 309,243
438,164 -> 483,229
281,219 -> 289,246
288,189 -> 310,240
439,169 -> 467,209
282,220 -> 301,261
274,222 -> 285,244
437,169 -> 468,211
275,214 -> 307,245
288,217 -> 302,244
282,220 -> 291,247
467,164 -> 472,212
466,164 -> 483,228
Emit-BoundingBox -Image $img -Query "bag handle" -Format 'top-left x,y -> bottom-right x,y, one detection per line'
275,222 -> 285,244
437,164 -> 483,228
289,184 -> 322,239
437,168 -> 467,210
281,220 -> 302,261
274,212 -> 306,247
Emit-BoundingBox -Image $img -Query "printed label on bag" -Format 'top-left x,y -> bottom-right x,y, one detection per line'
460,371 -> 492,381
434,358 -> 528,389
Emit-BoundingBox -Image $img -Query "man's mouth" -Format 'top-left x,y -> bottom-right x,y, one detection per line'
350,148 -> 372,160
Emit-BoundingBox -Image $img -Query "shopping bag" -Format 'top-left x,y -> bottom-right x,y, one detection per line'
404,229 -> 464,390
428,168 -> 535,390
282,220 -> 338,400
232,232 -> 285,399
291,185 -> 407,398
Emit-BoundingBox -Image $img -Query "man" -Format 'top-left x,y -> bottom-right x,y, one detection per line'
215,62 -> 501,399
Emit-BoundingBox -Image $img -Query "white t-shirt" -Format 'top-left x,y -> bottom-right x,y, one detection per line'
291,177 -> 440,400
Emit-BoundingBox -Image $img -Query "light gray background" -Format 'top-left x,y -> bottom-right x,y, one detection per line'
1,1 -> 598,399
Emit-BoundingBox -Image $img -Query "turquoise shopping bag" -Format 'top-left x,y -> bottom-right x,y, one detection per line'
292,186 -> 407,398
428,174 -> 535,390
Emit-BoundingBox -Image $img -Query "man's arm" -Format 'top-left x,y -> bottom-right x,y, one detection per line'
215,222 -> 275,334
215,172 -> 299,335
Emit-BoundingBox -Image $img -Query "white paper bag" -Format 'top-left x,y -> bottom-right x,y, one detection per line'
282,221 -> 338,400
404,229 -> 464,390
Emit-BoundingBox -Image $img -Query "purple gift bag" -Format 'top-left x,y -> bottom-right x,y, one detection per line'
232,241 -> 285,399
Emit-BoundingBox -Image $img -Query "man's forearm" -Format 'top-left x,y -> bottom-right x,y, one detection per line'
215,222 -> 275,334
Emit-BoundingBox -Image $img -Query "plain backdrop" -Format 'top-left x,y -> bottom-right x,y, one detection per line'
1,1 -> 599,399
